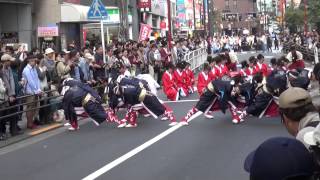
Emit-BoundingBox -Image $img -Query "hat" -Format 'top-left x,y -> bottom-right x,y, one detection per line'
63,49 -> 70,54
244,137 -> 314,180
1,54 -> 15,61
45,48 -> 55,55
84,53 -> 94,60
279,87 -> 312,109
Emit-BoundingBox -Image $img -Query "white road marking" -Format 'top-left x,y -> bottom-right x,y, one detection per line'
82,118 -> 195,180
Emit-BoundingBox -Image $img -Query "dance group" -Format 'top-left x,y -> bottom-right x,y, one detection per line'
60,47 -> 311,130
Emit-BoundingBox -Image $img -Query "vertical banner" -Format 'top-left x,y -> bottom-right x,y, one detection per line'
138,0 -> 151,9
139,23 -> 152,41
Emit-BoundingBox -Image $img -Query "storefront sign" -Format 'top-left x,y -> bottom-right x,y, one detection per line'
38,26 -> 59,37
139,23 -> 152,42
138,0 -> 151,9
64,0 -> 80,3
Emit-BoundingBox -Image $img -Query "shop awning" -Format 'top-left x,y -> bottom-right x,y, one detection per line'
60,3 -> 119,23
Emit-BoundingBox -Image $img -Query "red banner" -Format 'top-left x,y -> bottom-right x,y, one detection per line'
139,23 -> 152,42
138,0 -> 151,9
160,21 -> 166,30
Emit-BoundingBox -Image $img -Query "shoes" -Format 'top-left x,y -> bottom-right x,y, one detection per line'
180,121 -> 189,126
240,119 -> 245,123
168,122 -> 178,126
204,113 -> 214,119
232,119 -> 239,124
126,124 -> 138,128
161,117 -> 169,121
27,124 -> 38,130
117,122 -> 127,128
64,122 -> 71,127
0,134 -> 6,141
68,126 -> 80,131
143,114 -> 151,118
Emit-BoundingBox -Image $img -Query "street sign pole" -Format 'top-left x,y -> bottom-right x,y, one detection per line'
87,0 -> 109,63
100,19 -> 106,64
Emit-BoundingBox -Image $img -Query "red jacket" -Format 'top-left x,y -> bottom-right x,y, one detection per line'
197,72 -> 211,96
162,71 -> 178,101
240,67 -> 256,77
184,68 -> 195,87
209,68 -> 217,81
174,69 -> 187,88
255,63 -> 268,76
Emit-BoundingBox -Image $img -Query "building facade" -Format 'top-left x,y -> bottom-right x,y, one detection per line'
0,0 -> 33,50
213,0 -> 257,35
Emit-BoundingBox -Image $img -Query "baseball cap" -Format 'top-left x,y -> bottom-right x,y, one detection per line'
244,137 -> 314,180
1,54 -> 15,62
45,48 -> 55,55
279,87 -> 312,109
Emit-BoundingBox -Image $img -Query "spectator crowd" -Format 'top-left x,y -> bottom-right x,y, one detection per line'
0,37 -> 207,141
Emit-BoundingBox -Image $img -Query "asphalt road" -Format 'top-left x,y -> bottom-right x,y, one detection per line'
0,51 -> 293,180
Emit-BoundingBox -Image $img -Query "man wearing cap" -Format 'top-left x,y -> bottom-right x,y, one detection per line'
43,48 -> 56,83
56,50 -> 71,81
79,53 -> 95,84
244,137 -> 315,180
279,87 -> 320,145
0,54 -> 22,136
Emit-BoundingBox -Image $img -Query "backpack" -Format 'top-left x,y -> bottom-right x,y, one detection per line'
52,61 -> 62,84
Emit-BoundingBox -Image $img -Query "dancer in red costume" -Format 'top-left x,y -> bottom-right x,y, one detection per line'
162,63 -> 179,101
174,62 -> 189,97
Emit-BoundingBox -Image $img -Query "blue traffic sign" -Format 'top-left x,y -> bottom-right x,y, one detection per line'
87,0 -> 108,20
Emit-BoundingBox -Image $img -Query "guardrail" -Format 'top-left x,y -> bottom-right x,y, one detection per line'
183,48 -> 208,72
283,42 -> 320,63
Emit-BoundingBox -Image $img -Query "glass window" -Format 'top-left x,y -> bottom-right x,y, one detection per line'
225,0 -> 230,9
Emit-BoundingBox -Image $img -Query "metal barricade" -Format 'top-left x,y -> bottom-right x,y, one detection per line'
183,48 -> 208,72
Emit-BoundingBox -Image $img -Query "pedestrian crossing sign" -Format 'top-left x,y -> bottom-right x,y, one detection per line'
87,0 -> 108,20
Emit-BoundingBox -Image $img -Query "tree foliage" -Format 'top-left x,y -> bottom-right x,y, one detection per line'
307,0 -> 320,31
285,6 -> 304,33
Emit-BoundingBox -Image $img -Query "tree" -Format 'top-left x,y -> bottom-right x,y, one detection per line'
285,6 -> 304,33
307,0 -> 320,31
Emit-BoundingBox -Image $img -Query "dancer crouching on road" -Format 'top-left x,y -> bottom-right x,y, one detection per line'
180,74 -> 243,125
61,78 -> 122,131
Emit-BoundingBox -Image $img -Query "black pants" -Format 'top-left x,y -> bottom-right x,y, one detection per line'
246,92 -> 273,116
195,90 -> 216,112
0,101 -> 19,134
143,95 -> 165,116
84,101 -> 107,124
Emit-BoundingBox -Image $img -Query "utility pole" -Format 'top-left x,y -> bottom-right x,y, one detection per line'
207,0 -> 213,37
167,0 -> 173,50
203,0 -> 207,36
193,0 -> 196,31
119,0 -> 129,41
304,0 -> 307,34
